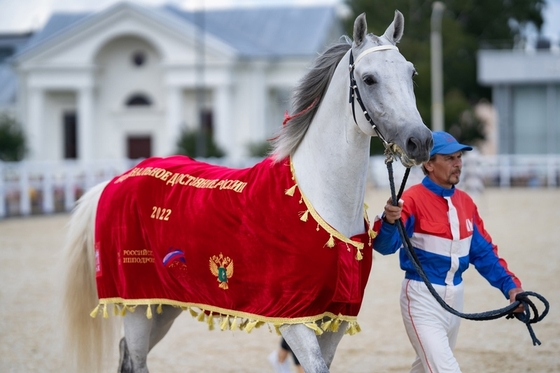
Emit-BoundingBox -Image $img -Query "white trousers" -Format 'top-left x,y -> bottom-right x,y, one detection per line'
400,279 -> 464,373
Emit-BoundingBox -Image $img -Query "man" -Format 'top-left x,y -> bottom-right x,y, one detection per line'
372,131 -> 523,373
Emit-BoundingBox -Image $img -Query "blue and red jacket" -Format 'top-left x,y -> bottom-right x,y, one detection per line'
372,176 -> 521,299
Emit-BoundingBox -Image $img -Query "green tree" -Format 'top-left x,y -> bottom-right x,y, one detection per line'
344,0 -> 545,149
0,114 -> 26,161
175,127 -> 224,158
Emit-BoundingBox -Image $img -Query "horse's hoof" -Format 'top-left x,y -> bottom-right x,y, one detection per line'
118,337 -> 133,373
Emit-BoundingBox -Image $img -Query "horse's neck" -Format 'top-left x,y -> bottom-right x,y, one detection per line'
292,63 -> 370,238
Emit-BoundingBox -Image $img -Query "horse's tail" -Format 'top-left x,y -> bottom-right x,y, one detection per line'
61,181 -> 119,372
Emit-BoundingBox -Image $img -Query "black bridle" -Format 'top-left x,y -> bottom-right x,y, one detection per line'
348,47 -> 396,148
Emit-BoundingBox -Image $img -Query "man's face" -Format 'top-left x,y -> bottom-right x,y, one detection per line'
424,151 -> 463,188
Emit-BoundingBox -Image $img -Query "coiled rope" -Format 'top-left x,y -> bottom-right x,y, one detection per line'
384,157 -> 549,346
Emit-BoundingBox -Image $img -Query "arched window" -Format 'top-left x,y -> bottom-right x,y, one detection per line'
126,94 -> 152,107
131,51 -> 147,66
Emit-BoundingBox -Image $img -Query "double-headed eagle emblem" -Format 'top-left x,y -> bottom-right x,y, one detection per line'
209,253 -> 234,289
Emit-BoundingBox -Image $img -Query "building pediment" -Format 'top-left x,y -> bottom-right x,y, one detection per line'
12,2 -> 237,71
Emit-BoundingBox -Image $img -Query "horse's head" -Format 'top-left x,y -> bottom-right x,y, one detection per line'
350,11 -> 432,167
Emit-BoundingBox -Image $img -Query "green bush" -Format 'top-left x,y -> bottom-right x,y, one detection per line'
246,141 -> 272,157
175,127 -> 224,158
0,114 -> 26,161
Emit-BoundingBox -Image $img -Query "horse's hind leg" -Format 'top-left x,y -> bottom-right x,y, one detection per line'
317,320 -> 348,368
280,324 -> 329,373
119,305 -> 182,373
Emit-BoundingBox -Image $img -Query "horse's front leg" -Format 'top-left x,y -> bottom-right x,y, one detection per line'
120,305 -> 182,373
317,320 -> 347,368
280,324 -> 329,373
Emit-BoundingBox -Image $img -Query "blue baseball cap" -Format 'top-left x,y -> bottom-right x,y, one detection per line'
430,131 -> 473,157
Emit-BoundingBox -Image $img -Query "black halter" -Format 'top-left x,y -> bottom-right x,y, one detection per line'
348,47 -> 393,148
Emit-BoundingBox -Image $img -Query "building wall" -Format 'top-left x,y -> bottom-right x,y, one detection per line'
478,49 -> 560,155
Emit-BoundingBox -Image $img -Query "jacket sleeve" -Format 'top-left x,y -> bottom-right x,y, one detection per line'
469,208 -> 522,299
372,199 -> 415,255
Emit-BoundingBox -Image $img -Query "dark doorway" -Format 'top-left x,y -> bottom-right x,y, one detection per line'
127,136 -> 152,159
63,111 -> 77,159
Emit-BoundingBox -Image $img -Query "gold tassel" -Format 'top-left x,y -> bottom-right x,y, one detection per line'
189,308 -> 198,318
120,305 -> 127,316
355,323 -> 362,333
326,235 -> 335,248
89,304 -> 100,318
331,318 -> 341,332
180,306 -> 188,311
299,210 -> 309,222
244,320 -> 258,333
346,322 -> 359,335
103,303 -> 109,319
207,313 -> 214,330
230,317 -> 238,331
369,229 -> 377,239
220,315 -> 230,331
285,184 -> 297,197
197,310 -> 206,322
321,319 -> 332,332
355,248 -> 363,261
157,304 -> 163,314
146,305 -> 152,319
304,322 -> 323,335
113,304 -> 119,316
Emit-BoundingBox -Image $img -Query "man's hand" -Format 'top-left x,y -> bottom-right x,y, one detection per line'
382,198 -> 403,225
509,287 -> 525,313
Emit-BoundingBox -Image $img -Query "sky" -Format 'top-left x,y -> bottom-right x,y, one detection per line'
0,0 -> 559,40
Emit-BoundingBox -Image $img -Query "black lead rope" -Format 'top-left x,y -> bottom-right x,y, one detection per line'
385,159 -> 550,346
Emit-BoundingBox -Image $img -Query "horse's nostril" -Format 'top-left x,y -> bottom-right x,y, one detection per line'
426,137 -> 434,151
407,137 -> 420,156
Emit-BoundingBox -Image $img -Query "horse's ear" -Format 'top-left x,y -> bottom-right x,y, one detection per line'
382,10 -> 404,45
353,13 -> 367,47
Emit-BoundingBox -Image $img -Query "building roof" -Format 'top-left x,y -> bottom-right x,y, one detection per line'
165,5 -> 340,58
18,3 -> 341,59
0,32 -> 33,106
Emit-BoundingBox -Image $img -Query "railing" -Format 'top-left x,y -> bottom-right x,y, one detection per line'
1,154 -> 559,218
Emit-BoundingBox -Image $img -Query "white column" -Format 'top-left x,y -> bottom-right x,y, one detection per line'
165,85 -> 182,156
78,86 -> 94,162
213,85 -> 232,157
28,87 -> 44,160
251,62 -> 267,142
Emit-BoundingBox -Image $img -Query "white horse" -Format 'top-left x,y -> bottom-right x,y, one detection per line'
62,11 -> 432,373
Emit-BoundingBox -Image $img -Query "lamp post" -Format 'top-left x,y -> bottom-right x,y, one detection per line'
195,1 -> 207,157
431,1 -> 445,132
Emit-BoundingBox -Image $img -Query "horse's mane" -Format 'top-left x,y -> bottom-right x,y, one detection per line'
271,36 -> 352,162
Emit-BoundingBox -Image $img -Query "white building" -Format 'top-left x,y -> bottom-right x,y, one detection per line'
477,45 -> 560,155
4,2 -> 344,161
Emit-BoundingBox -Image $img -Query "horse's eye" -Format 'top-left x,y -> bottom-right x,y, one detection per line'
363,75 -> 376,86
412,70 -> 418,78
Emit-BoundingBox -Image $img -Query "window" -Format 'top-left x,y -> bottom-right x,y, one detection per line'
126,94 -> 152,107
131,51 -> 146,67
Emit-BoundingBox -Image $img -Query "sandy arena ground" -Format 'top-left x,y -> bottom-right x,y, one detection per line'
0,187 -> 559,373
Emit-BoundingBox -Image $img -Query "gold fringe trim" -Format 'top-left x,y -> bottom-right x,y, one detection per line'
287,158 -> 368,261
90,298 -> 362,336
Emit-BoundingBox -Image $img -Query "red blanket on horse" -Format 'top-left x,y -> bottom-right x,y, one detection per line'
94,156 -> 373,333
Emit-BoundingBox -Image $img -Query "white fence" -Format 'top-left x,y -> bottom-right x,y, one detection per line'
1,154 -> 560,218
